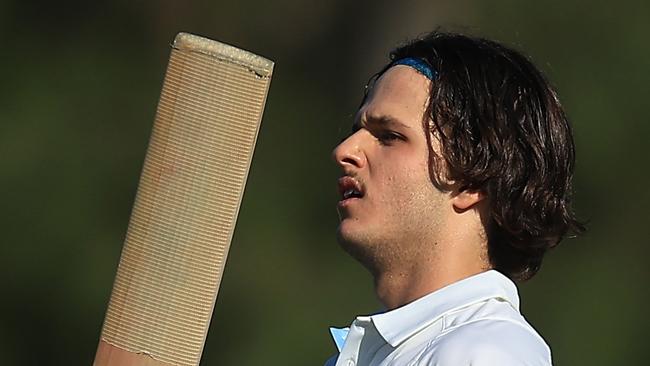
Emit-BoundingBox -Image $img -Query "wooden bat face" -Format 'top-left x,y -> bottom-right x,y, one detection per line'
95,33 -> 273,366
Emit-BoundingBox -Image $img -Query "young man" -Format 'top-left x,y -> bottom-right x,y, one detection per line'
328,32 -> 583,365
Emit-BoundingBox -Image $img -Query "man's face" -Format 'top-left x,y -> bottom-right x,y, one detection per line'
333,66 -> 453,272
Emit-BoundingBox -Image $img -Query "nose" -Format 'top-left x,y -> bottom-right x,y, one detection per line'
332,131 -> 367,170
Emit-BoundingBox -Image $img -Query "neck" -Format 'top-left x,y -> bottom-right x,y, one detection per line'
373,243 -> 490,310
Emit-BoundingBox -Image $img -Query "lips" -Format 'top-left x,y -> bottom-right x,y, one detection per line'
337,176 -> 364,202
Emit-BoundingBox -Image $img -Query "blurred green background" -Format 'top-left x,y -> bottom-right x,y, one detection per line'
1,0 -> 648,365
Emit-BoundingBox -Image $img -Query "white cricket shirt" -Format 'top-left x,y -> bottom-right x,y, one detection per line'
326,270 -> 551,366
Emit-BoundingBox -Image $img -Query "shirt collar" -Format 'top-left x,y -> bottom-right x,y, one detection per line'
369,270 -> 520,347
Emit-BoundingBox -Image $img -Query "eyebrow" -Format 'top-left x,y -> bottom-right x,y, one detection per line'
354,113 -> 412,131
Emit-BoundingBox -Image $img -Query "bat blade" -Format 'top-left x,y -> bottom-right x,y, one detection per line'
94,32 -> 274,366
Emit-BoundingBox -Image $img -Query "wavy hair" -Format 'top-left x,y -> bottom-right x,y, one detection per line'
372,32 -> 585,281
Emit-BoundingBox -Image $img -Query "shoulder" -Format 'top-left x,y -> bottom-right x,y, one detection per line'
323,354 -> 338,366
416,318 -> 552,365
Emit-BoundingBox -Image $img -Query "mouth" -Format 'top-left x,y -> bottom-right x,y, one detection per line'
337,176 -> 364,203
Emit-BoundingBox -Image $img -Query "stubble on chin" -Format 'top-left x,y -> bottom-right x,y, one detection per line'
337,224 -> 382,276
336,222 -> 409,278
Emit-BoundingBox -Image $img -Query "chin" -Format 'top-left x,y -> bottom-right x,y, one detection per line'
336,220 -> 363,247
336,224 -> 382,273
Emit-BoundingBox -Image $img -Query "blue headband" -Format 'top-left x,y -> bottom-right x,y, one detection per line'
392,57 -> 437,80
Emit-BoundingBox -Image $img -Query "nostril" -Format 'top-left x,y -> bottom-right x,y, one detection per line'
342,156 -> 360,166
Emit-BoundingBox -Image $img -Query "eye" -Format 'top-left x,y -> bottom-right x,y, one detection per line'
377,130 -> 403,145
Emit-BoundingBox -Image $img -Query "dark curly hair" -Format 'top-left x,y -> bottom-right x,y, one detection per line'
366,32 -> 584,281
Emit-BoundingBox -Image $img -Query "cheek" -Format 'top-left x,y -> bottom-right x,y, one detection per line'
370,148 -> 433,207
379,166 -> 429,206
385,154 -> 430,185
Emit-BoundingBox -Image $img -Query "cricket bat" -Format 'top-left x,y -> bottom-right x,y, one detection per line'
93,32 -> 274,366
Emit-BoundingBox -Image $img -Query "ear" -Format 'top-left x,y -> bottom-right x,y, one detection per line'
452,186 -> 485,211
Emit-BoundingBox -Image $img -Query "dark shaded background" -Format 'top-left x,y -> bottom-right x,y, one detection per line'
1,1 -> 648,365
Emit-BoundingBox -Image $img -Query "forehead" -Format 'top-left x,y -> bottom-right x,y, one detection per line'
359,65 -> 432,125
